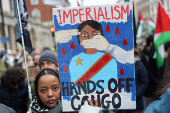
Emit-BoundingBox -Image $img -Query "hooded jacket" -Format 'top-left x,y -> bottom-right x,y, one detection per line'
0,78 -> 28,113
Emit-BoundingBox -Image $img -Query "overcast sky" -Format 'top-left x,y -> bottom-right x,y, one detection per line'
68,0 -> 119,7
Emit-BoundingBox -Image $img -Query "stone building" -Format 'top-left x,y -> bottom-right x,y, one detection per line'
136,0 -> 170,34
0,0 -> 70,51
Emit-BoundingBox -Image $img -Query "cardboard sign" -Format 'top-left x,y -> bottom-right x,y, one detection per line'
53,3 -> 135,111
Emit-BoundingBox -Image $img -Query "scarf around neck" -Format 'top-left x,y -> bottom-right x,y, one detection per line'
30,97 -> 62,113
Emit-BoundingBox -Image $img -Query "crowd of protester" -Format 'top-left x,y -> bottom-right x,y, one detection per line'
0,36 -> 170,113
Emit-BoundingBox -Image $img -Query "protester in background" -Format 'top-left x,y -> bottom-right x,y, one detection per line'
0,103 -> 17,113
39,50 -> 58,70
0,48 -> 5,58
133,48 -> 149,112
141,35 -> 164,110
33,48 -> 42,55
144,50 -> 170,113
0,67 -> 28,113
2,49 -> 15,66
43,47 -> 50,52
15,49 -> 21,60
32,54 -> 41,68
0,57 -> 10,78
164,41 -> 170,61
14,50 -> 33,69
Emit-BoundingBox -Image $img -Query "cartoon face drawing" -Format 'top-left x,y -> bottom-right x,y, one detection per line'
77,20 -> 103,54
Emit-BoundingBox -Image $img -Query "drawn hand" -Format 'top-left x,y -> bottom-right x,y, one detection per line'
55,29 -> 80,43
80,35 -> 109,51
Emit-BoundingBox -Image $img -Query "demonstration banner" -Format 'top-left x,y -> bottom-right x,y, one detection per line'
53,3 -> 135,111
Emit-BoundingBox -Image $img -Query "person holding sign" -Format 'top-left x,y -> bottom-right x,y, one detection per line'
30,68 -> 62,113
30,68 -> 100,113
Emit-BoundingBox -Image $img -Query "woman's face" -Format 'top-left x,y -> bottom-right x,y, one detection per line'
38,74 -> 60,108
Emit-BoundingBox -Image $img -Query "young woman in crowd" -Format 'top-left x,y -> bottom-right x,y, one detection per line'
30,68 -> 100,113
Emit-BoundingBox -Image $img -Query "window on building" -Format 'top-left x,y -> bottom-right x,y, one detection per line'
31,8 -> 41,18
31,0 -> 39,5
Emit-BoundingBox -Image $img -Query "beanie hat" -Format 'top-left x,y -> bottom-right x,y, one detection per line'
39,50 -> 58,67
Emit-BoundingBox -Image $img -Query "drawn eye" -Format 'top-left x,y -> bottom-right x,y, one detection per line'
82,33 -> 88,37
94,32 -> 101,35
82,34 -> 85,36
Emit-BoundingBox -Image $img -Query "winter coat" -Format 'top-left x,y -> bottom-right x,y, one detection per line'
0,78 -> 28,113
135,61 -> 149,111
144,87 -> 170,113
0,103 -> 17,113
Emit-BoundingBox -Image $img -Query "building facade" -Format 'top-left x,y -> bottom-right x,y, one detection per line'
136,0 -> 170,34
0,0 -> 70,52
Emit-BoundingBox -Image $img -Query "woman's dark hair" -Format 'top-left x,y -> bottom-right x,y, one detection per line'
1,67 -> 26,89
77,20 -> 103,42
155,50 -> 170,99
34,68 -> 60,108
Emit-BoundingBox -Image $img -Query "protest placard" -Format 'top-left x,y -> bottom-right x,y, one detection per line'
53,3 -> 135,111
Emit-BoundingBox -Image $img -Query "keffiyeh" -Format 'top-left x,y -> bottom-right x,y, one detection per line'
30,97 -> 62,113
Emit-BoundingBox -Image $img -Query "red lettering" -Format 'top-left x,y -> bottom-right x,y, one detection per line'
121,5 -> 129,19
57,10 -> 62,24
114,6 -> 120,20
94,7 -> 97,20
111,6 -> 114,19
85,7 -> 94,20
73,9 -> 79,23
105,7 -> 111,20
79,8 -> 84,22
63,10 -> 73,24
98,7 -> 105,21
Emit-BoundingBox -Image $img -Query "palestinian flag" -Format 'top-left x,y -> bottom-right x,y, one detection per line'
125,0 -> 134,3
148,17 -> 155,35
136,12 -> 144,38
154,2 -> 170,68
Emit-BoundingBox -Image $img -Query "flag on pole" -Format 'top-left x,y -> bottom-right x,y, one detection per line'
12,0 -> 33,54
42,0 -> 62,8
125,0 -> 137,47
125,0 -> 134,3
154,2 -> 170,68
148,17 -> 155,35
77,0 -> 81,6
136,12 -> 144,38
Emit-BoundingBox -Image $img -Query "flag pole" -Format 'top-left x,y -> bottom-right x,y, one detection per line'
16,0 -> 32,104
